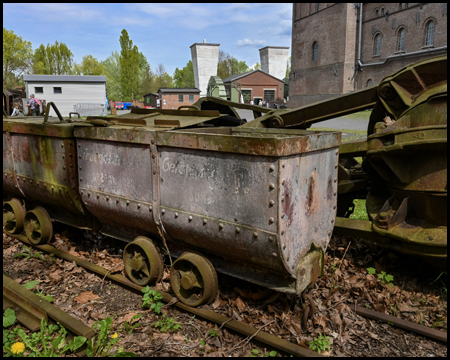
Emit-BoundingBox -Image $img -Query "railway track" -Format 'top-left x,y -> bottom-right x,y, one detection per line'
4,230 -> 446,357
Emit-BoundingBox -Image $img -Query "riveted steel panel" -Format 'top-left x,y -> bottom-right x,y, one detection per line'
77,139 -> 157,235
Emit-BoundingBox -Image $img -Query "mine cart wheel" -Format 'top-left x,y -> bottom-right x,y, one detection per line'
24,207 -> 53,245
3,199 -> 26,235
170,252 -> 218,307
123,236 -> 164,286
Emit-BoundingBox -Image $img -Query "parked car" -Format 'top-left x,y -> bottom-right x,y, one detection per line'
114,101 -> 124,110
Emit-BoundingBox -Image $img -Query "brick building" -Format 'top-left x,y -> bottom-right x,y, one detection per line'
289,3 -> 447,108
157,88 -> 200,109
223,70 -> 285,105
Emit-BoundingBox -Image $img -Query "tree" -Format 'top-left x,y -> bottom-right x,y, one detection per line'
33,41 -> 74,75
285,56 -> 291,78
73,55 -> 104,75
101,51 -> 121,101
3,28 -> 33,88
217,50 -> 249,80
173,60 -> 195,88
119,29 -> 139,100
153,64 -> 173,92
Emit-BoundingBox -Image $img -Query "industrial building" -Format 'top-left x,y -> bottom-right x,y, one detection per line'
23,75 -> 107,117
289,3 -> 447,108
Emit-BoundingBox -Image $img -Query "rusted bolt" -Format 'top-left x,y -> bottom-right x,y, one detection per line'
269,165 -> 275,172
379,212 -> 389,220
175,212 -> 178,218
253,232 -> 258,238
378,212 -> 390,228
269,217 -> 274,223
203,219 -> 207,224
162,209 -> 165,214
269,183 -> 275,190
236,227 -> 241,233
219,223 -> 223,230
269,200 -> 275,206
189,216 -> 193,222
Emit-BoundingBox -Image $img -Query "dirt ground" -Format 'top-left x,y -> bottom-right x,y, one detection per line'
3,224 -> 447,357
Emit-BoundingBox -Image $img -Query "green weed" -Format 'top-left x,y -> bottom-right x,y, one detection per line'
309,333 -> 331,354
141,287 -> 164,314
153,314 -> 181,333
250,349 -> 278,357
120,314 -> 142,334
14,245 -> 43,261
367,267 -> 394,286
208,329 -> 220,337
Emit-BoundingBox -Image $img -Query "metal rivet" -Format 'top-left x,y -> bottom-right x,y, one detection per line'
161,178 -> 164,182
97,194 -> 100,199
281,214 -> 285,219
282,179 -> 285,185
331,219 -> 334,223
152,154 -> 156,158
269,183 -> 275,190
65,189 -> 68,193
189,216 -> 193,221
79,166 -> 82,170
334,178 -> 337,183
162,209 -> 165,214
116,198 -> 119,203
153,170 -> 156,175
287,256 -> 290,261
175,212 -> 178,218
333,206 -> 336,210
61,144 -> 64,148
272,253 -> 277,258
106,196 -> 109,201
78,144 -> 80,148
63,166 -> 65,170
62,155 -> 65,159
126,200 -> 129,205
149,206 -> 152,211
138,203 -> 141,209
219,223 -> 223,230
281,230 -> 285,235
233,145 -> 238,150
328,231 -> 332,236
281,196 -> 285,202
151,139 -> 155,144
269,165 -> 275,172
282,163 -> 285,168
269,236 -> 274,242
429,236 -> 433,240
335,150 -> 339,155
203,144 -> 206,148
203,219 -> 207,224
283,244 -> 286,249
269,200 -> 275,206
218,145 -> 222,150
269,217 -> 274,223
335,164 -> 338,169
69,141 -> 72,145
253,232 -> 258,238
236,227 -> 240,233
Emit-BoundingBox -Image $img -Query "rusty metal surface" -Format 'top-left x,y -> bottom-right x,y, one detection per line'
3,274 -> 95,339
355,305 -> 447,343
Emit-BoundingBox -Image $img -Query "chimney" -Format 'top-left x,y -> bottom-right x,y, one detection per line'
259,46 -> 290,80
190,42 -> 220,97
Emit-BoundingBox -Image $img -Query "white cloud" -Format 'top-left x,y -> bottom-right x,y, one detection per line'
236,39 -> 267,47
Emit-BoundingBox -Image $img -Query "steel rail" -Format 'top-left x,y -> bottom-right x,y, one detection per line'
8,233 -> 323,357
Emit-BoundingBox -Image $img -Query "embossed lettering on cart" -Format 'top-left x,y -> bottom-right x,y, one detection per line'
83,152 -> 122,166
162,157 -> 216,179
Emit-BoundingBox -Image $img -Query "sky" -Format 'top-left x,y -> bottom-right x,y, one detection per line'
3,3 -> 292,76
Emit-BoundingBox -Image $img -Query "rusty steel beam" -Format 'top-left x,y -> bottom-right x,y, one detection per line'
11,233 -> 323,357
3,274 -> 95,341
355,305 -> 447,343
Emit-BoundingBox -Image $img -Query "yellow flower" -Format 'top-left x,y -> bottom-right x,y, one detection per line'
11,342 -> 26,355
111,333 -> 118,339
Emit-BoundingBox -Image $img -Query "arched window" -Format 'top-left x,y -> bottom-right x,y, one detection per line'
366,79 -> 374,87
425,20 -> 435,46
373,33 -> 381,55
317,3 -> 321,11
397,28 -> 406,51
312,42 -> 319,61
381,7 -> 385,16
375,9 -> 379,16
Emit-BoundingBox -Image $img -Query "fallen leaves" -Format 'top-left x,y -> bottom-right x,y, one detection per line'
74,291 -> 100,304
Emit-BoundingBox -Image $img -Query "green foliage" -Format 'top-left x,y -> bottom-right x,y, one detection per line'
102,51 -> 122,101
217,50 -> 249,79
3,28 -> 33,88
3,309 -> 16,328
72,55 -> 104,76
141,286 -> 164,313
309,333 -> 331,354
33,41 -> 74,75
23,280 -> 41,290
200,339 -> 206,347
3,311 -> 86,357
367,267 -> 394,286
119,29 -> 140,101
208,328 -> 219,337
153,314 -> 181,333
35,291 -> 54,303
285,56 -> 291,78
349,199 -> 369,221
14,245 -> 43,260
250,349 -> 278,357
173,60 -> 195,88
121,314 -> 142,334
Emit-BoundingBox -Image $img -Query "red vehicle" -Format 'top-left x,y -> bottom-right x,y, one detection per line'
114,101 -> 124,110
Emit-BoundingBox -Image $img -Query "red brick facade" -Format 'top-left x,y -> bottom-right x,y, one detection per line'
157,89 -> 200,110
226,70 -> 285,105
289,3 -> 447,108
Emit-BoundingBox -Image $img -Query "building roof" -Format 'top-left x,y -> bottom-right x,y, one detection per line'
23,75 -> 106,82
223,69 -> 284,83
157,88 -> 200,93
144,93 -> 159,97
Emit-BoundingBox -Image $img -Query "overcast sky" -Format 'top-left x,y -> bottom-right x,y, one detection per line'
3,3 -> 292,76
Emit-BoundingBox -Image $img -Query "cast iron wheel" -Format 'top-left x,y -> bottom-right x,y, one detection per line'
3,199 -> 26,235
24,207 -> 53,245
123,236 -> 163,286
170,252 -> 218,307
